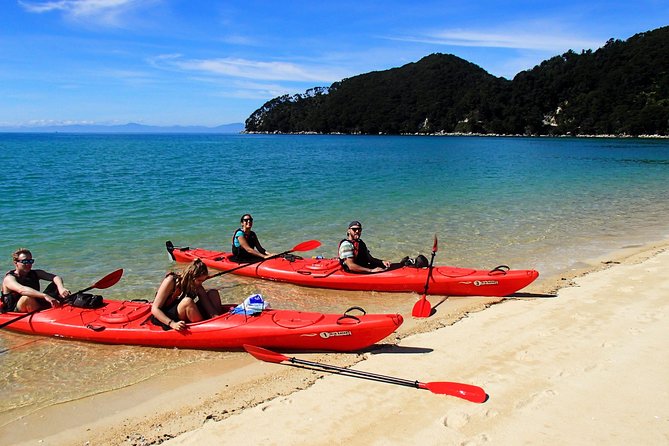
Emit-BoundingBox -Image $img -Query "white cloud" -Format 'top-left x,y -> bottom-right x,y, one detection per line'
226,80 -> 297,99
154,55 -> 347,84
389,28 -> 604,53
19,0 -> 155,26
14,119 -> 97,126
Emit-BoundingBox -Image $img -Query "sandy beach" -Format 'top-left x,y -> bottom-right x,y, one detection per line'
4,242 -> 669,445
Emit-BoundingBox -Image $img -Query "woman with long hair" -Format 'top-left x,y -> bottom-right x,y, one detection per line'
151,259 -> 223,331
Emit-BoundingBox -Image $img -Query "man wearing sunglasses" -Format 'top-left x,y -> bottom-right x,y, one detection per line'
338,221 -> 391,273
1,248 -> 70,313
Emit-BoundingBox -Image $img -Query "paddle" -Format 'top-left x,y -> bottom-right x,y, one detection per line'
0,268 -> 124,330
207,240 -> 321,279
243,344 -> 487,403
412,235 -> 438,318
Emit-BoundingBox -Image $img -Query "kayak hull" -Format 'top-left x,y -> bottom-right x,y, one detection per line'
0,300 -> 402,352
168,244 -> 539,296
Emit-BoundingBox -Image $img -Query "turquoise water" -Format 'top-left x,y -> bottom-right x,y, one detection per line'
2,134 -> 668,294
1,134 -> 669,420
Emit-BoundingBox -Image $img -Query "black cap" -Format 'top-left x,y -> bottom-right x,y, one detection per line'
348,220 -> 362,229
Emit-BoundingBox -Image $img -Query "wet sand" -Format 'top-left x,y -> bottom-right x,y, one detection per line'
4,242 -> 669,445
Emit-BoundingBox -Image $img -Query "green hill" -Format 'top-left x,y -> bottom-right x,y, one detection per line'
245,26 -> 669,136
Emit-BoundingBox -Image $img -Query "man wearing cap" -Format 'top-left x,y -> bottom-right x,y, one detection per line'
338,221 -> 391,273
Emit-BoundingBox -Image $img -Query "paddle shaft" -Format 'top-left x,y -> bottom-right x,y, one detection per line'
208,240 -> 321,279
421,237 -> 438,296
412,236 -> 438,317
287,356 -> 424,389
208,251 -> 289,279
0,309 -> 39,329
290,357 -> 485,402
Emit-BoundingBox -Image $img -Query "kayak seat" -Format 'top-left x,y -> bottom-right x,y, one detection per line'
434,267 -> 478,278
99,303 -> 152,324
304,259 -> 339,271
297,260 -> 341,275
272,311 -> 324,328
190,249 -> 226,261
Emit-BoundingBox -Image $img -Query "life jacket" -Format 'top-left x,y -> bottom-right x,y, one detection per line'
1,270 -> 41,312
231,229 -> 261,259
4,270 -> 41,291
339,238 -> 378,270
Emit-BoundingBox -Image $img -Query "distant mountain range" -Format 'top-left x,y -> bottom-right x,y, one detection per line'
0,122 -> 245,134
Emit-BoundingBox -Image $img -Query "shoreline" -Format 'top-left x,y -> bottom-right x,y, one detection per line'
242,130 -> 669,138
3,238 -> 669,445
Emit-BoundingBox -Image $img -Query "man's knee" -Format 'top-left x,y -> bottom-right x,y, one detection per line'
18,296 -> 40,313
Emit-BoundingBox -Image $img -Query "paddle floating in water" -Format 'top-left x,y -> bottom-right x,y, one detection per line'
243,344 -> 488,403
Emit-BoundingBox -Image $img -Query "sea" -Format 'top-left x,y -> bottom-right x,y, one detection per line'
1,133 -> 669,425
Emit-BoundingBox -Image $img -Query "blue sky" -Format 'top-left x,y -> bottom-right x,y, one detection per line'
1,1 -> 667,127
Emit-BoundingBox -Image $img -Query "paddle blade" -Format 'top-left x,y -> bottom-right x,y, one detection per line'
166,241 -> 176,261
291,239 -> 321,252
412,295 -> 432,318
419,381 -> 487,403
244,344 -> 289,364
432,235 -> 438,253
92,269 -> 124,290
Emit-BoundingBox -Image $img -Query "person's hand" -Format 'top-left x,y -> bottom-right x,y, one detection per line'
170,320 -> 187,331
371,267 -> 386,273
59,288 -> 71,298
382,260 -> 391,268
45,295 -> 60,308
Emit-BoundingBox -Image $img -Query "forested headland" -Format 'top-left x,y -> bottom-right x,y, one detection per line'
245,26 -> 669,136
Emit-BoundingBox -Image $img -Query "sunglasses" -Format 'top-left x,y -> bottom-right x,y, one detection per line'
350,227 -> 362,232
17,259 -> 35,265
243,218 -> 254,223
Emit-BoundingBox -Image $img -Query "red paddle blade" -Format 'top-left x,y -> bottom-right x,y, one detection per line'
411,295 -> 431,317
419,381 -> 487,403
93,269 -> 124,290
291,239 -> 321,252
432,235 -> 438,253
244,344 -> 290,364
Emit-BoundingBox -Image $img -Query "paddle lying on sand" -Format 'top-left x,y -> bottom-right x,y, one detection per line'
412,235 -> 438,318
206,239 -> 322,279
243,344 -> 487,403
0,268 -> 124,330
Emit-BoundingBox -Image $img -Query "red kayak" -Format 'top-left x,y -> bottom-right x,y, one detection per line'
167,242 -> 539,296
0,300 -> 402,352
